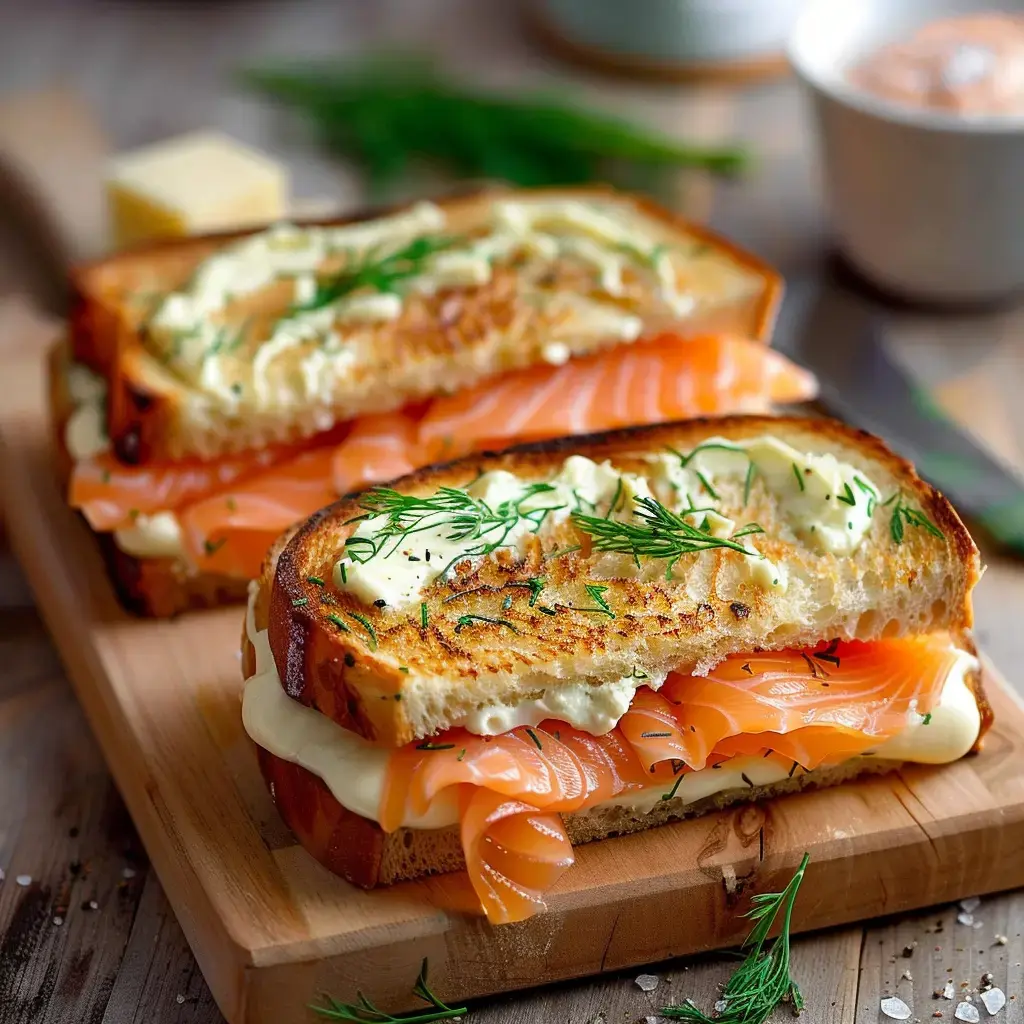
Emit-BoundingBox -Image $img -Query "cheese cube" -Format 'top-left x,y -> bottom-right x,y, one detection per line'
107,130 -> 289,247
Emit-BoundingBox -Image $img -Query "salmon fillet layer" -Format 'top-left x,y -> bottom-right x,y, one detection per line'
242,588 -> 988,925
61,332 -> 817,587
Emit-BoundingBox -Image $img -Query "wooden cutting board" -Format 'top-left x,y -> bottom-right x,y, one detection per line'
3,348 -> 1024,1024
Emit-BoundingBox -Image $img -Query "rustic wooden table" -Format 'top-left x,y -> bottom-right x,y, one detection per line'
1,1 -> 1024,1021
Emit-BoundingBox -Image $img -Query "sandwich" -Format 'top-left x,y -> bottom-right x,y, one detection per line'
50,186 -> 816,616
241,415 -> 990,924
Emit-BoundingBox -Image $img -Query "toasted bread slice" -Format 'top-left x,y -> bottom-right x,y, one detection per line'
259,416 -> 981,748
50,338 -> 249,616
70,186 -> 782,463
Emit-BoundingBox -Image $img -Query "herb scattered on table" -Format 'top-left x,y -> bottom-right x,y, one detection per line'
661,853 -> 810,1024
312,957 -> 467,1022
239,53 -> 749,198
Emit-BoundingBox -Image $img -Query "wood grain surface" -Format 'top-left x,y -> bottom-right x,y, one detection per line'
5,341 -> 1024,1020
2,1 -> 1024,1022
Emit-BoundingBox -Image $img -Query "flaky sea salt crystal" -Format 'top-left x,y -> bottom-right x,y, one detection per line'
943,981 -> 957,1000
958,912 -> 975,926
15,875 -> 31,887
882,997 -> 913,1020
715,1000 -> 729,1013
955,1002 -> 981,1023
980,989 -> 1006,1016
635,974 -> 659,993
960,897 -> 981,913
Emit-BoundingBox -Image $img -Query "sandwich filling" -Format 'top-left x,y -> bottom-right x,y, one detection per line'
242,587 -> 981,924
240,440 -> 982,924
63,332 -> 815,577
62,192 -> 813,581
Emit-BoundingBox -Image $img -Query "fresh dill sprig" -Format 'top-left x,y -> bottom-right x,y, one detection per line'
293,234 -> 460,313
567,583 -> 615,618
311,957 -> 467,1022
889,494 -> 944,544
572,496 -> 765,579
661,853 -> 811,1024
345,483 -> 563,576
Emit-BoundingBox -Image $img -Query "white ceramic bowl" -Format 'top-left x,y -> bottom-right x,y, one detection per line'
532,0 -> 807,68
789,0 -> 1024,303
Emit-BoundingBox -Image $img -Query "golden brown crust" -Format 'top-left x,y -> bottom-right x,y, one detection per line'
69,185 -> 783,464
265,414 -> 981,746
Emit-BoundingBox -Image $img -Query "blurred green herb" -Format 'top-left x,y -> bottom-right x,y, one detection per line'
294,234 -> 460,313
240,53 -> 749,197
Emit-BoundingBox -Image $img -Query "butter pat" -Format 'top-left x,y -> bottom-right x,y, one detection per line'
107,130 -> 289,246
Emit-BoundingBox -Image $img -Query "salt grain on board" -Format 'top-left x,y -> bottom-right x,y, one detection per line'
980,989 -> 1006,1016
956,1002 -> 981,1023
15,875 -> 31,887
635,975 -> 659,993
882,996 -> 914,1020
961,897 -> 981,913
958,913 -> 976,926
715,1000 -> 729,1013
944,982 -> 957,1000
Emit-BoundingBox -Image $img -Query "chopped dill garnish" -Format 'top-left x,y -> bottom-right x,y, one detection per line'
543,544 -> 582,561
291,234 -> 462,315
661,853 -> 811,1024
347,612 -> 378,649
326,613 -> 350,632
203,537 -> 227,556
292,597 -> 308,607
661,773 -> 685,802
415,742 -> 456,752
339,563 -> 348,584
454,614 -> 519,634
743,462 -> 756,505
922,713 -> 932,725
854,476 -> 877,516
572,496 -> 764,579
791,463 -> 805,492
836,482 -> 856,507
524,727 -> 543,750
568,583 -> 615,618
695,470 -> 719,500
307,576 -> 325,586
889,495 -> 944,544
606,477 -> 625,519
420,602 -> 428,628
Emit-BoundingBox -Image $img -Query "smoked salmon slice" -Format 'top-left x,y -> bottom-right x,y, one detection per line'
68,439 -> 319,532
74,331 -> 818,583
417,333 -> 818,450
620,634 -> 960,772
178,447 -> 340,578
330,410 -> 425,497
380,635 -> 964,923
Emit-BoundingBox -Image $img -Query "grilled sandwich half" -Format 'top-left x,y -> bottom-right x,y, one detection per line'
53,187 -> 816,616
241,416 -> 989,924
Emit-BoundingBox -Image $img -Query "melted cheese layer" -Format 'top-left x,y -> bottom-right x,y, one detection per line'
241,589 -> 982,830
